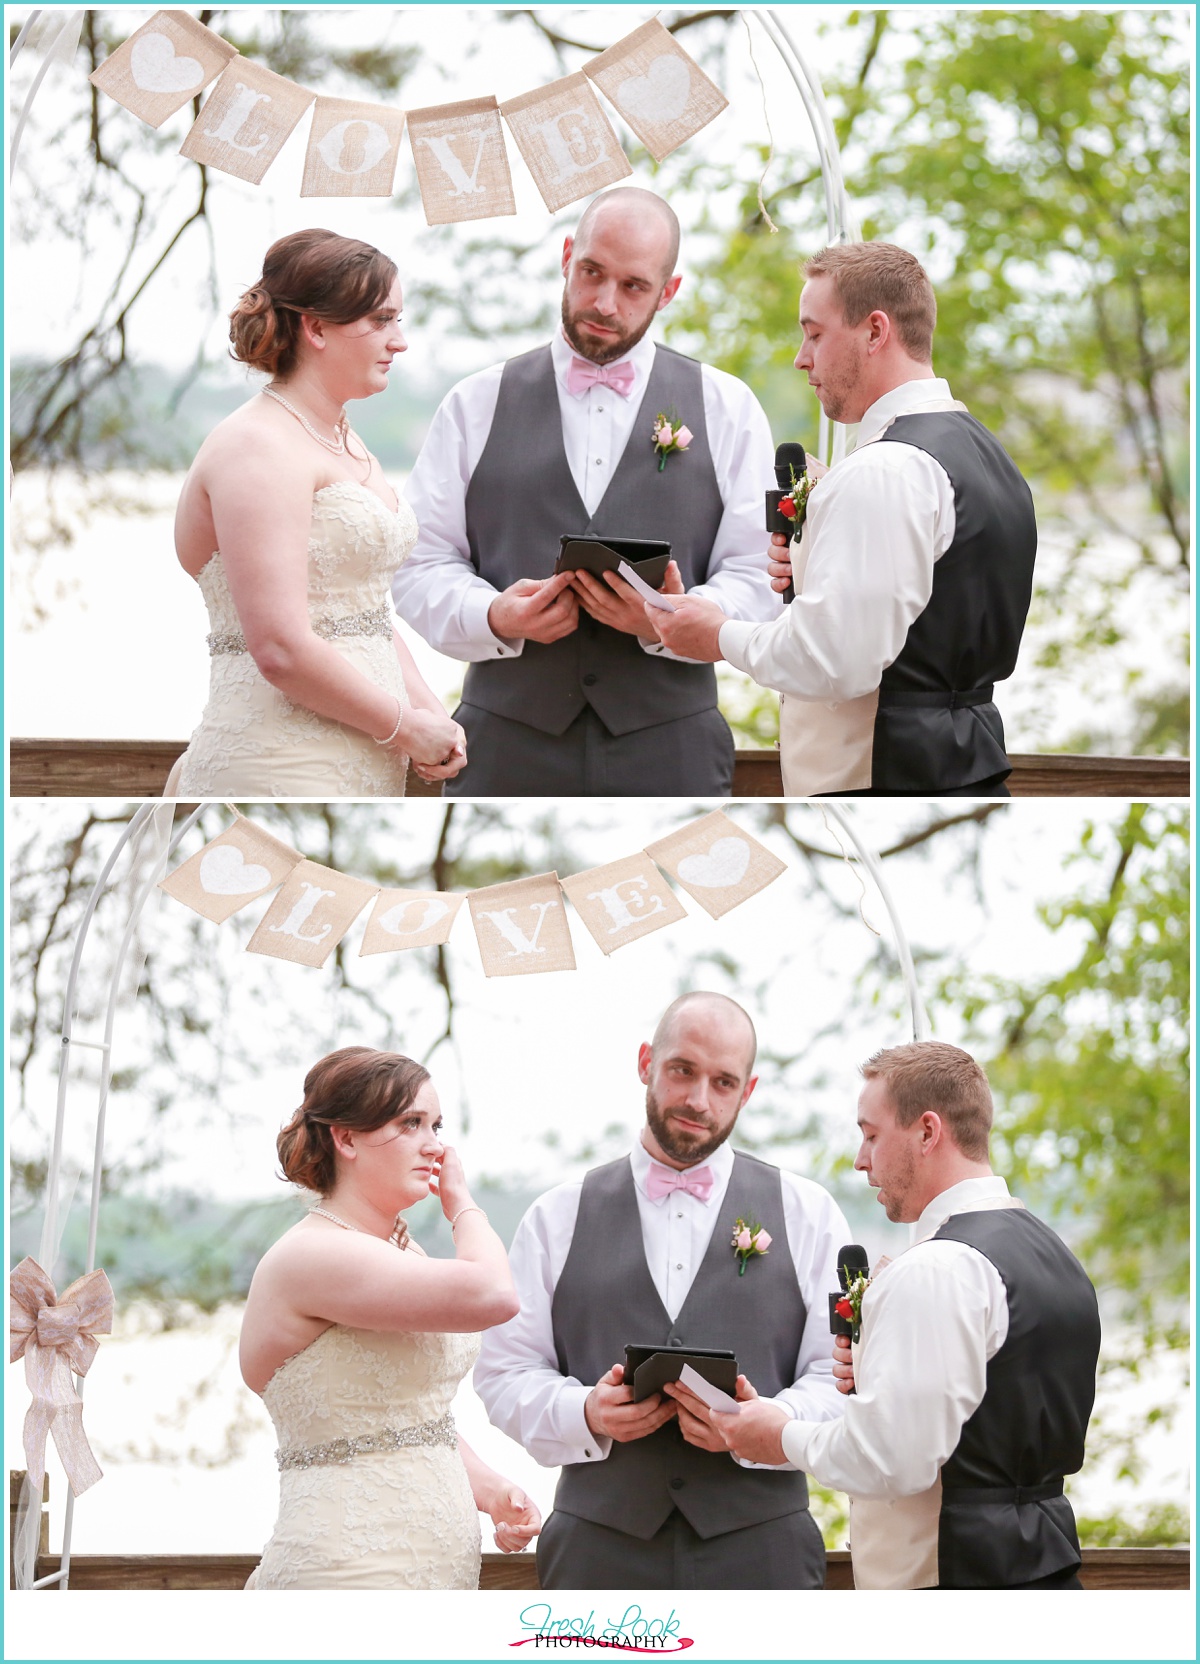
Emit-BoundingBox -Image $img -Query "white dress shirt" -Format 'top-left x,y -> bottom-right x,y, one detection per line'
781,1176 -> 1011,1495
474,1138 -> 849,1472
717,378 -> 963,793
395,329 -> 780,661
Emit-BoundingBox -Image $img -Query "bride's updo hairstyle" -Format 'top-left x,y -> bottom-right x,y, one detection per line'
278,1046 -> 431,1195
229,229 -> 398,379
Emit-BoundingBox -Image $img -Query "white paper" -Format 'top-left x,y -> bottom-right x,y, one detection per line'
617,558 -> 677,611
678,1361 -> 741,1415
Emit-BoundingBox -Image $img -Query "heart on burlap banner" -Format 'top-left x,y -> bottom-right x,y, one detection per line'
179,59 -> 315,185
561,854 -> 687,955
246,861 -> 378,969
89,9 -> 236,129
645,810 -> 787,920
407,96 -> 516,225
301,96 -> 407,197
158,818 -> 303,924
468,872 -> 576,978
359,889 -> 463,957
585,19 -> 729,164
500,73 -> 631,214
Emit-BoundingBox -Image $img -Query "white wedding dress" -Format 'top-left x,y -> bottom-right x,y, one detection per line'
175,482 -> 415,798
247,1323 -> 482,1590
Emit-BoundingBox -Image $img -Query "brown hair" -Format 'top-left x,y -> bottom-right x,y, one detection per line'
860,1041 -> 993,1161
229,229 -> 398,378
803,242 -> 936,362
277,1046 -> 430,1194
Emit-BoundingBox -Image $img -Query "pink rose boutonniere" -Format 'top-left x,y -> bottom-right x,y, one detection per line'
731,1217 -> 772,1277
652,409 -> 693,472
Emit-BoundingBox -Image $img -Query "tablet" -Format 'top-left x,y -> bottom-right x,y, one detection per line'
623,1343 -> 738,1402
556,535 -> 671,590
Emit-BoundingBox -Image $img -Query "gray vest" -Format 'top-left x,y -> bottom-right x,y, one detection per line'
550,1152 -> 811,1541
462,345 -> 725,736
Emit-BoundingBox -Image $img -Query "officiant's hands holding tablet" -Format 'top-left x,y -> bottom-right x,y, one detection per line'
486,572 -> 580,644
584,1363 -> 678,1442
572,559 -> 684,640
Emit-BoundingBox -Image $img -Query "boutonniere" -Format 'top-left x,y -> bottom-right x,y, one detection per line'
652,408 -> 693,472
731,1217 -> 772,1276
778,462 -> 815,537
834,1267 -> 870,1342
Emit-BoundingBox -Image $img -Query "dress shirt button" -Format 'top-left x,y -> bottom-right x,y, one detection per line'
595,457 -> 603,465
669,1477 -> 685,1491
597,404 -> 604,412
676,1211 -> 684,1218
582,673 -> 598,687
675,1263 -> 683,1270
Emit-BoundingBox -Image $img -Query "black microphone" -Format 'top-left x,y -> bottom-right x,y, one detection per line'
829,1243 -> 870,1336
765,441 -> 807,605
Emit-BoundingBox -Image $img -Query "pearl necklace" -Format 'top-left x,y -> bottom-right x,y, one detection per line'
310,1204 -> 410,1251
264,385 -> 349,454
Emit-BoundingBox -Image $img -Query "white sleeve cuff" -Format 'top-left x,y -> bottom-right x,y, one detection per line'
717,617 -> 759,672
463,586 -> 524,659
560,1385 -> 613,1464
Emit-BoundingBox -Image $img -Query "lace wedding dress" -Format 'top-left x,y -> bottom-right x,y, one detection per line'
175,482 -> 416,797
247,1323 -> 482,1590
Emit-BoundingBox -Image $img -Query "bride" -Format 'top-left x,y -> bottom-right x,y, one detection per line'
172,230 -> 466,797
240,1046 -> 540,1589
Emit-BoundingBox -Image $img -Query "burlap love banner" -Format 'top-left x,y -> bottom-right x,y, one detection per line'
407,96 -> 516,225
561,854 -> 686,955
158,817 -> 303,924
584,19 -> 728,164
179,59 -> 315,186
500,73 -> 632,214
645,810 -> 787,921
160,808 -> 793,973
468,873 -> 577,978
246,861 -> 378,969
92,18 -> 728,207
359,889 -> 463,957
301,97 -> 407,198
88,10 -> 235,129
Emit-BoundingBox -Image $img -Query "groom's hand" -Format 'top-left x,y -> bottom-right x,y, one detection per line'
585,1363 -> 678,1443
832,1334 -> 856,1395
649,594 -> 727,663
707,1382 -> 790,1466
488,574 -> 580,644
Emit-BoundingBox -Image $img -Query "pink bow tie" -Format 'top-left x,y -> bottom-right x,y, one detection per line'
566,355 -> 636,398
646,1163 -> 714,1204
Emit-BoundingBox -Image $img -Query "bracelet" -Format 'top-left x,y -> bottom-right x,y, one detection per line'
450,1205 -> 487,1230
372,698 -> 404,747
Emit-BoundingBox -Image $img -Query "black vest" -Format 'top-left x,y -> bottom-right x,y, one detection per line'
550,1152 -> 811,1540
872,412 -> 1037,792
461,344 -> 725,736
934,1207 -> 1101,1587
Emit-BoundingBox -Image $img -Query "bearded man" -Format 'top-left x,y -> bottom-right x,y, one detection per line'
394,188 -> 779,797
474,992 -> 849,1589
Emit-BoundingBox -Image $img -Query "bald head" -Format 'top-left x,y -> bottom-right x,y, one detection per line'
652,992 -> 757,1078
574,188 -> 680,282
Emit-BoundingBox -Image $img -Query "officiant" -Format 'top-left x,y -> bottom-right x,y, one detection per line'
474,992 -> 849,1590
652,242 -> 1038,797
394,187 -> 780,797
712,1042 -> 1101,1589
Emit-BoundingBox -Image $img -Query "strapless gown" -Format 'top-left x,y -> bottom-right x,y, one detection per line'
176,482 -> 416,797
247,1323 -> 482,1590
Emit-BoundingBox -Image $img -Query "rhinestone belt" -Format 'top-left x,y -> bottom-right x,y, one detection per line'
208,603 -> 394,656
276,1410 -> 457,1471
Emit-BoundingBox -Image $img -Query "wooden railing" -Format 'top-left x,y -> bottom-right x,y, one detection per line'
18,1547 -> 1190,1591
9,739 -> 1191,799
11,1469 -> 1189,1590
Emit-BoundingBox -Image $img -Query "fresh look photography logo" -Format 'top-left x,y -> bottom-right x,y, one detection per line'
510,1604 -> 693,1652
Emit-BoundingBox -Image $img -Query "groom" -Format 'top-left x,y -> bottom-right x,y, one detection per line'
474,992 -> 849,1589
713,1042 -> 1101,1589
394,187 -> 779,797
